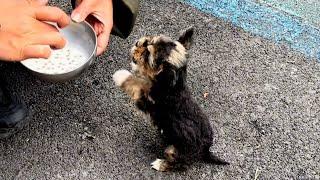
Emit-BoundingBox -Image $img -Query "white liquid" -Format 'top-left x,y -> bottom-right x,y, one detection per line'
22,46 -> 87,74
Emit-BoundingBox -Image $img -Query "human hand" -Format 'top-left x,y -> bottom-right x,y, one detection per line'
0,0 -> 70,61
71,0 -> 113,56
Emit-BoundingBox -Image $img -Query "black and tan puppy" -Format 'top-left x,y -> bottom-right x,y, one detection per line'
113,28 -> 229,171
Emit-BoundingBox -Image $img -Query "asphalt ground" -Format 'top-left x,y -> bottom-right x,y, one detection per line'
0,0 -> 319,179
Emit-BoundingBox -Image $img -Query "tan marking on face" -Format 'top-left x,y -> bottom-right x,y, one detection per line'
167,42 -> 188,68
133,47 -> 145,62
131,36 -> 152,61
131,46 -> 157,79
130,37 -> 163,80
147,45 -> 155,68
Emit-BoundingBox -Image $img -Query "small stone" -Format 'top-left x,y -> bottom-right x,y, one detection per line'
92,80 -> 100,86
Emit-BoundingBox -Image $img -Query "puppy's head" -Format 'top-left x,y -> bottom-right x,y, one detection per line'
130,27 -> 194,84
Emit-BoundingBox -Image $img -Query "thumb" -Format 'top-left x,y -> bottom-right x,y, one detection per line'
71,0 -> 92,23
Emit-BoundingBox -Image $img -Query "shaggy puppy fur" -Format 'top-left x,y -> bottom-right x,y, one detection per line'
113,28 -> 229,172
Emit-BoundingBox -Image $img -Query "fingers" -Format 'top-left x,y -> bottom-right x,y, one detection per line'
35,6 -> 70,28
30,32 -> 66,49
96,19 -> 113,55
36,20 -> 59,33
71,0 -> 92,23
22,45 -> 51,59
27,0 -> 48,6
96,24 -> 112,55
22,30 -> 66,60
96,32 -> 109,56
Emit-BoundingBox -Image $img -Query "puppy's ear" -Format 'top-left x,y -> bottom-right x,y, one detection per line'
178,27 -> 194,50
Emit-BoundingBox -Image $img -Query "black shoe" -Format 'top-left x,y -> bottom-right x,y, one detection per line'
0,81 -> 28,139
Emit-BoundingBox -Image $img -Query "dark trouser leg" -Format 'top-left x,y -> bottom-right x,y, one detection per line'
0,80 -> 28,139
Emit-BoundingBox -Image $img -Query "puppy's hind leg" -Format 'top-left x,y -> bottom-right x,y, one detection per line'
151,145 -> 178,172
151,158 -> 170,172
164,145 -> 178,163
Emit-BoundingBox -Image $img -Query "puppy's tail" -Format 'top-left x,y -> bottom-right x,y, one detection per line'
203,151 -> 230,165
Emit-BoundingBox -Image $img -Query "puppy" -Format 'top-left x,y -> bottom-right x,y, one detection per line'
113,28 -> 229,171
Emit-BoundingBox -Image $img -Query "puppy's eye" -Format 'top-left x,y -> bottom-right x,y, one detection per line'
135,41 -> 139,47
142,41 -> 148,47
132,57 -> 137,64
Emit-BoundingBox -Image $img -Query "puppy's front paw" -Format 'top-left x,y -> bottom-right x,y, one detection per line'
113,70 -> 132,86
